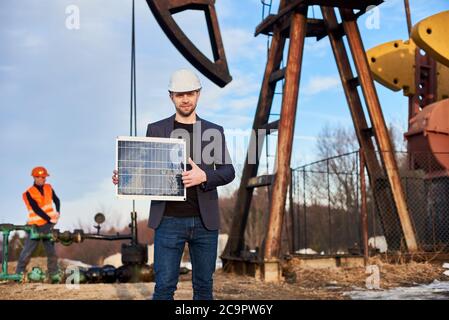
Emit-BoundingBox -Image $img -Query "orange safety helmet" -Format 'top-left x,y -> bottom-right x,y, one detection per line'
31,166 -> 49,178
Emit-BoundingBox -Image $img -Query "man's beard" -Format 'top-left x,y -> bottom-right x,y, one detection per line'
176,104 -> 196,117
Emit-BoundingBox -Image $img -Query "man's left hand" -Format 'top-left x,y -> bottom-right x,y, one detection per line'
182,157 -> 207,188
50,212 -> 60,224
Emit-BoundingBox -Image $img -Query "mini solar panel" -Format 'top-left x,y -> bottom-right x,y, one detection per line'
116,136 -> 186,200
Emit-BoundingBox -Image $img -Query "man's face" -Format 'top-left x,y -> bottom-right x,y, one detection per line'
170,90 -> 200,117
34,176 -> 46,186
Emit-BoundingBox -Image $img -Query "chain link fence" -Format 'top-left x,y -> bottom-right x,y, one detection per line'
289,150 -> 449,256
400,151 -> 449,252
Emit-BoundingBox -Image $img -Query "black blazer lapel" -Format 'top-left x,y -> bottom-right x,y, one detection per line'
164,114 -> 176,138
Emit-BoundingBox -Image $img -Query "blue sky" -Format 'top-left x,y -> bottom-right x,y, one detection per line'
1,0 -> 447,229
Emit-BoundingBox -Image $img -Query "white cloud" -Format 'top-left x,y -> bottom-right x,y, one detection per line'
222,28 -> 266,62
203,113 -> 253,129
299,110 -> 351,124
229,96 -> 258,110
22,34 -> 45,48
363,0 -> 447,35
172,10 -> 216,61
305,39 -> 329,57
197,72 -> 261,123
303,75 -> 341,95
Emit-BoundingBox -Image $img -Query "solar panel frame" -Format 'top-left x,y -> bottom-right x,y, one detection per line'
115,136 -> 186,201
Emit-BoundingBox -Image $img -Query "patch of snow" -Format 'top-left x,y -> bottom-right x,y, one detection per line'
59,258 -> 91,269
345,280 -> 449,300
102,253 -> 122,268
102,244 -> 154,268
296,248 -> 318,255
180,261 -> 192,270
442,263 -> 449,276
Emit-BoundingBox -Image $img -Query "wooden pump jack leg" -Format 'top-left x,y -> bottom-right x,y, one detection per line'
222,1 -> 418,284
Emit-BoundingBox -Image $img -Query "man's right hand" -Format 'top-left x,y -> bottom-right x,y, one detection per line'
112,170 -> 119,185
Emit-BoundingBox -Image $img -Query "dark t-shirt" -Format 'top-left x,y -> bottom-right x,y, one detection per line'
163,120 -> 200,217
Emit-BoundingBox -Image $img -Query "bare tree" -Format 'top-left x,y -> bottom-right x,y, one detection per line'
314,125 -> 359,211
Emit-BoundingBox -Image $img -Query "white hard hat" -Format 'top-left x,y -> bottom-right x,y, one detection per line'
168,69 -> 202,93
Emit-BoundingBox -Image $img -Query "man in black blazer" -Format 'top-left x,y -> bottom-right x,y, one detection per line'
113,69 -> 235,300
146,113 -> 234,231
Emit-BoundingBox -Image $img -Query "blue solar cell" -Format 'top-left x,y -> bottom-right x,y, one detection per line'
116,137 -> 186,200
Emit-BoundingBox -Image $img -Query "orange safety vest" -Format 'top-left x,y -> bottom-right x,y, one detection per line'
23,184 -> 59,226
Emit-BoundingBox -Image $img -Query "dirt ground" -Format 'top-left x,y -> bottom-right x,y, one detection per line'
0,257 -> 448,300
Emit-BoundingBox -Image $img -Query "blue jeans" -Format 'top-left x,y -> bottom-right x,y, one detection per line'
152,216 -> 218,300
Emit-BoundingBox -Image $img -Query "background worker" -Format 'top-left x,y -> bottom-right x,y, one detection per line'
16,166 -> 61,280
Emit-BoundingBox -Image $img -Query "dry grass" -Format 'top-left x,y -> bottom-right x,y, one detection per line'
284,256 -> 448,291
1,256 -> 448,300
